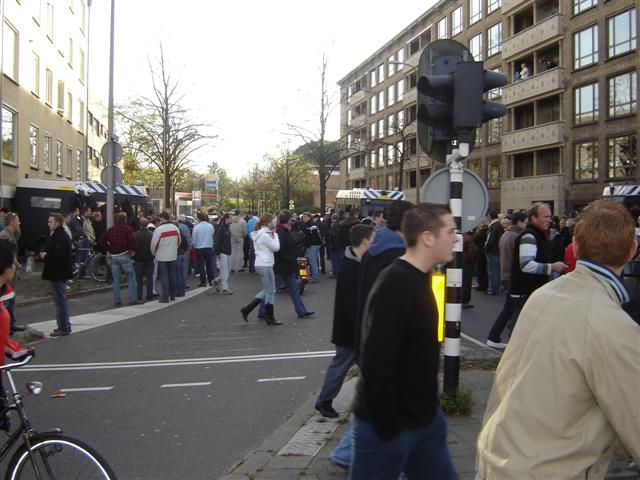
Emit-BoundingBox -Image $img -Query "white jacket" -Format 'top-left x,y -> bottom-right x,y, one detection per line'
150,222 -> 181,262
250,227 -> 280,267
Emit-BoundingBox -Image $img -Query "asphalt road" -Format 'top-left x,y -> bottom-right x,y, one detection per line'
5,271 -> 505,479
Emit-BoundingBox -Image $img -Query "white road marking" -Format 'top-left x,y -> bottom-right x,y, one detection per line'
461,332 -> 496,350
16,350 -> 336,372
59,387 -> 114,392
257,376 -> 306,383
161,382 -> 212,388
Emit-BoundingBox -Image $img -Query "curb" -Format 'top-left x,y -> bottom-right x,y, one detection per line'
15,284 -> 117,308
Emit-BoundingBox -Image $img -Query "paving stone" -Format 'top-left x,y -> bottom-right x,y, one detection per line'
267,454 -> 314,470
232,451 -> 273,475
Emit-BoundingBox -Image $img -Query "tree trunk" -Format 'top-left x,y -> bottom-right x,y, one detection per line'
164,167 -> 171,212
319,163 -> 327,213
398,155 -> 405,192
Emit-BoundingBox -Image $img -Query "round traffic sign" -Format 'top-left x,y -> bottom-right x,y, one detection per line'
101,141 -> 123,163
101,165 -> 124,186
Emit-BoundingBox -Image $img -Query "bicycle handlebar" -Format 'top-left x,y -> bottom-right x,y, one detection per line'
0,355 -> 34,372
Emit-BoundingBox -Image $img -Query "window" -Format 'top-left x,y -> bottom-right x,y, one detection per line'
370,150 -> 376,169
608,134 -> 637,178
397,110 -> 405,128
45,69 -> 53,105
2,107 -> 17,165
31,52 -> 40,95
370,96 -> 377,115
488,0 -> 501,15
387,84 -> 395,107
33,0 -> 42,24
79,49 -> 85,82
452,6 -> 463,36
608,71 -> 637,118
467,159 -> 481,176
56,140 -> 63,175
386,174 -> 394,189
378,147 -> 384,167
574,141 -> 598,180
378,63 -> 385,83
46,2 -> 54,39
370,69 -> 377,88
68,37 -> 74,67
57,80 -> 65,112
30,196 -> 61,209
387,114 -> 395,136
487,157 -> 501,188
469,0 -> 482,25
608,9 -> 637,58
67,91 -> 73,122
370,123 -> 376,140
29,125 -> 39,168
470,33 -> 483,61
573,0 -> 595,15
574,83 -> 599,124
378,91 -> 385,111
43,133 -> 51,171
437,17 -> 448,39
487,67 -> 502,99
387,145 -> 395,165
487,117 -> 503,143
573,25 -> 598,70
66,146 -> 73,177
378,119 -> 384,139
397,80 -> 404,102
408,170 -> 417,189
3,21 -> 18,81
396,48 -> 405,70
487,23 -> 502,57
406,137 -> 417,156
79,100 -> 85,132
408,37 -> 420,56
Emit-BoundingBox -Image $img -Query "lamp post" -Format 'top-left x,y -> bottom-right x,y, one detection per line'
106,0 -> 115,228
82,0 -> 92,182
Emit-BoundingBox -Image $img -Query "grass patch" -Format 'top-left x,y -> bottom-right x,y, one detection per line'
439,385 -> 475,417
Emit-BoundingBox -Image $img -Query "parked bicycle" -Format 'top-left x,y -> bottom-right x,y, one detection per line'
72,246 -> 108,283
0,355 -> 116,479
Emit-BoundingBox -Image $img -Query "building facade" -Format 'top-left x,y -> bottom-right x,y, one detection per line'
339,0 -> 638,214
0,0 -> 109,205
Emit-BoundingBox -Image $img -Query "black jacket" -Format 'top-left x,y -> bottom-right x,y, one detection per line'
509,224 -> 551,296
336,217 -> 358,251
134,228 -> 154,263
304,221 -> 322,247
214,222 -> 231,256
42,226 -> 73,282
273,225 -> 297,276
68,216 -> 85,241
331,247 -> 360,348
485,220 -> 503,256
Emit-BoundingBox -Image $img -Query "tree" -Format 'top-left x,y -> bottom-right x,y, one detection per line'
118,45 -> 214,211
266,150 -> 313,209
205,161 -> 233,200
287,54 -> 340,212
368,116 -> 414,192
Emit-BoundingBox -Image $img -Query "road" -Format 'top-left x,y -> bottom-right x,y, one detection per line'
4,271 -> 505,479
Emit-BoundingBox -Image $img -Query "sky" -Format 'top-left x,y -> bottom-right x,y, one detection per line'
89,1 -> 438,179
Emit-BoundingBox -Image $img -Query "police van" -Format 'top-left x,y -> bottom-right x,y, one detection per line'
334,188 -> 405,218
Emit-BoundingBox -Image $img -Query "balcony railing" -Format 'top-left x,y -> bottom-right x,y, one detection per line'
502,14 -> 562,60
349,114 -> 365,129
403,88 -> 417,105
404,121 -> 417,136
502,67 -> 563,105
501,174 -> 565,212
348,89 -> 366,106
502,121 -> 563,152
502,0 -> 527,15
348,167 -> 365,180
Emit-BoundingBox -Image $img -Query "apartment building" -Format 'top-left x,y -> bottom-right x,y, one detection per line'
339,0 -> 638,214
0,0 -> 109,204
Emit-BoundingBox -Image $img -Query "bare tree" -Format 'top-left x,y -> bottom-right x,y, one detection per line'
369,117 -> 415,191
266,150 -> 312,209
118,45 -> 214,210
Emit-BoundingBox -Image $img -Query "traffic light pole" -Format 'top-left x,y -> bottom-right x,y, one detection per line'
443,147 -> 466,397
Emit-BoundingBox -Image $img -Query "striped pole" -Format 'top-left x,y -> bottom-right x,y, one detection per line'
443,148 -> 464,397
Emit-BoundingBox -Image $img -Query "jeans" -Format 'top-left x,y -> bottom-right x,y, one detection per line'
77,239 -> 90,275
195,248 -> 217,284
331,250 -> 344,275
308,244 -> 320,280
331,416 -> 354,467
350,410 -> 457,480
134,261 -> 154,300
274,273 -> 308,316
248,239 -> 256,272
50,281 -> 71,332
231,238 -> 244,271
218,253 -> 231,290
316,347 -> 357,406
319,244 -> 327,274
255,266 -> 276,305
487,254 -> 501,294
158,261 -> 176,300
507,294 -> 528,336
487,290 -> 519,343
175,254 -> 187,297
110,253 -> 138,303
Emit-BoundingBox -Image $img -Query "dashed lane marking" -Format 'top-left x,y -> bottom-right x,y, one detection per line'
60,387 -> 114,392
257,376 -> 306,383
160,382 -> 212,388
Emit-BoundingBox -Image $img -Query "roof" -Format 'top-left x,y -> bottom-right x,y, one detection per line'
602,185 -> 640,196
16,178 -> 147,197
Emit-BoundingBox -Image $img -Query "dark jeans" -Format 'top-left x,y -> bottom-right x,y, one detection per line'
507,294 -> 528,336
248,239 -> 256,273
243,235 -> 250,266
50,281 -> 71,332
350,410 -> 457,480
158,261 -> 176,300
175,254 -> 187,297
195,248 -> 217,284
331,250 -> 344,275
487,254 -> 501,294
316,347 -> 357,406
319,244 -> 326,274
259,273 -> 308,317
462,263 -> 473,304
487,292 -> 519,343
134,261 -> 155,300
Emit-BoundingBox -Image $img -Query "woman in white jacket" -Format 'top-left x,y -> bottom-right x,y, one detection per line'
241,214 -> 281,325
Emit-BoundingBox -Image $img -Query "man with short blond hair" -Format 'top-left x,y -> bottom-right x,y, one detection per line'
477,200 -> 640,480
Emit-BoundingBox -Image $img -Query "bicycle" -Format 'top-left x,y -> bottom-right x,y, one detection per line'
0,355 -> 116,479
72,247 -> 109,283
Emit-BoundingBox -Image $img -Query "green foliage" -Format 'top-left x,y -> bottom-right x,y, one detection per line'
439,385 -> 475,417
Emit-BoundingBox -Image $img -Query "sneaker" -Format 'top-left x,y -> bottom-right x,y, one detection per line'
315,403 -> 339,418
221,289 -> 234,295
298,312 -> 315,318
486,340 -> 508,349
10,325 -> 26,333
114,301 -> 122,307
50,329 -> 70,337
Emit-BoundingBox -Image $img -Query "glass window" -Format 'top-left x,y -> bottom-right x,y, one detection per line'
452,6 -> 463,36
67,91 -> 73,122
488,0 -> 501,15
398,110 -> 405,128
378,119 -> 384,139
79,100 -> 85,133
370,69 -> 377,88
46,2 -> 53,39
487,157 -> 501,188
488,23 -> 502,57
378,64 -> 385,83
29,125 -> 39,168
79,49 -> 85,82
574,25 -> 598,69
397,80 -> 404,101
387,145 -> 395,165
46,69 -> 53,105
68,37 -> 73,67
3,21 -> 18,81
467,159 -> 481,176
469,0 -> 482,25
66,146 -> 73,177
388,54 -> 396,76
438,17 -> 448,39
387,114 -> 395,136
32,52 -> 40,95
574,141 -> 598,180
378,91 -> 385,111
470,33 -> 483,61
608,71 -> 637,118
2,107 -> 17,165
574,83 -> 599,124
57,80 -> 65,111
56,140 -> 63,175
30,196 -> 61,209
43,133 -> 51,171
573,0 -> 595,15
487,67 -> 503,99
370,96 -> 377,115
387,84 -> 395,107
396,48 -> 405,69
370,150 -> 376,169
608,134 -> 637,178
487,117 -> 503,143
378,147 -> 384,167
608,9 -> 637,58
370,123 -> 376,140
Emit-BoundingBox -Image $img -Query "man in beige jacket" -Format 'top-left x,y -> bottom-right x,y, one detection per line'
476,200 -> 640,480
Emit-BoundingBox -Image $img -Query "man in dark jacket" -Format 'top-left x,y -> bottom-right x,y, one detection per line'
331,211 -> 359,276
303,212 -> 322,283
316,214 -> 328,274
41,213 -> 73,337
315,224 -> 373,418
485,210 -> 504,295
134,218 -> 156,301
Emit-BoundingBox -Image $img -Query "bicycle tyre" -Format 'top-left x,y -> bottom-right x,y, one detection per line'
89,254 -> 109,283
5,433 -> 117,480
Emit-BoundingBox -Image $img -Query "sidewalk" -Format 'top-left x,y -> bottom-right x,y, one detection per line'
224,338 -> 639,480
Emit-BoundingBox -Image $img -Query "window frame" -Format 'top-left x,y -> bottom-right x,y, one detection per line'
574,140 -> 599,181
437,17 -> 448,39
574,82 -> 599,125
573,24 -> 599,70
487,22 -> 502,57
452,6 -> 463,36
607,8 -> 637,59
2,106 -> 18,166
607,133 -> 637,179
469,0 -> 482,25
43,132 -> 52,172
607,70 -> 637,118
3,20 -> 19,82
29,124 -> 39,168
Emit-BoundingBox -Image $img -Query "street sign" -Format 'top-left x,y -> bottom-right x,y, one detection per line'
100,141 -> 123,163
100,165 -> 123,186
419,167 -> 488,232
205,179 -> 218,190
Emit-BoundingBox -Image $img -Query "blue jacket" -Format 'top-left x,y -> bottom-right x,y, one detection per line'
192,222 -> 214,249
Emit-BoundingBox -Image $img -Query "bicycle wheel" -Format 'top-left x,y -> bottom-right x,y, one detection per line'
5,433 -> 116,480
89,254 -> 109,282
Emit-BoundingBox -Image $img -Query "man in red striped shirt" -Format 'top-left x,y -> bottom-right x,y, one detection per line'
151,212 -> 181,303
101,212 -> 141,306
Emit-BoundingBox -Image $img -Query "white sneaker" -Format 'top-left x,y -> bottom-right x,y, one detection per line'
486,340 -> 508,349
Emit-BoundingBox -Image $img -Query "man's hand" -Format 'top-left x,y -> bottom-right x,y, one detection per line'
551,261 -> 568,273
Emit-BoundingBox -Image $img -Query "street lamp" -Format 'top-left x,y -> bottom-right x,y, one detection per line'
83,0 -> 92,182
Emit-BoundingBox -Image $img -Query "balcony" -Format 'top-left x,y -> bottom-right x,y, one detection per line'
502,121 -> 563,153
502,0 -> 527,15
406,51 -> 419,69
501,174 -> 565,213
502,14 -> 562,60
349,114 -> 365,129
348,89 -> 366,106
403,88 -> 417,105
404,121 -> 417,136
502,67 -> 563,105
348,167 -> 365,180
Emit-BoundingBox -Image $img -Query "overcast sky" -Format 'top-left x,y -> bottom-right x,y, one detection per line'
89,1 -> 437,179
